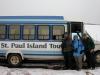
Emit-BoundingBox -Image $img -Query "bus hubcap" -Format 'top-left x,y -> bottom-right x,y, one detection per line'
10,56 -> 19,65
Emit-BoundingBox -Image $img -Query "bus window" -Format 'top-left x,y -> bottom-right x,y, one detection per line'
0,25 -> 6,39
53,26 -> 64,40
23,25 -> 35,40
71,22 -> 83,33
9,25 -> 20,40
38,26 -> 49,40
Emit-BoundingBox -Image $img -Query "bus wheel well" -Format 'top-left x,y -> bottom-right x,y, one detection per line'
7,53 -> 22,60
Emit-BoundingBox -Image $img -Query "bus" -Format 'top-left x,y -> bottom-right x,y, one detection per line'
0,16 -> 100,67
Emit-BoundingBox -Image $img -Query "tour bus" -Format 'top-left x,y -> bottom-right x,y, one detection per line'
0,16 -> 100,67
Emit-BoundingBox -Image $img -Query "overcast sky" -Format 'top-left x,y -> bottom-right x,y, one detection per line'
0,0 -> 100,40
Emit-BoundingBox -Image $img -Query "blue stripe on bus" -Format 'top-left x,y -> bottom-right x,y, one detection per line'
0,50 -> 63,56
0,53 -> 6,56
23,54 -> 62,56
0,19 -> 64,21
0,50 -> 7,53
0,21 -> 67,24
21,50 -> 62,54
0,16 -> 64,20
22,51 -> 63,56
0,50 -> 6,56
0,50 -> 6,57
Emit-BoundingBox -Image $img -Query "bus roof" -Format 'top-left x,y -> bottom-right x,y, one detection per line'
0,16 -> 64,20
0,16 -> 69,24
0,16 -> 83,24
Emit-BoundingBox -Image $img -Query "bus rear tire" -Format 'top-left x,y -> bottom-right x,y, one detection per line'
7,54 -> 22,67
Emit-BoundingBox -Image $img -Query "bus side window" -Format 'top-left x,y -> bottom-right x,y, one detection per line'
53,26 -> 64,40
9,25 -> 20,40
0,25 -> 6,40
71,22 -> 83,33
23,25 -> 35,40
38,26 -> 49,40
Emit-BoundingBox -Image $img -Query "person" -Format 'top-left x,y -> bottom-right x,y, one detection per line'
82,33 -> 95,69
72,35 -> 84,70
61,33 -> 73,69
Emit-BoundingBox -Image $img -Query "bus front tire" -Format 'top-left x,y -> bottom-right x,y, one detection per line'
94,51 -> 100,65
7,54 -> 22,67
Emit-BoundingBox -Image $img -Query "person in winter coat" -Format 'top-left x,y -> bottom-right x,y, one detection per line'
61,33 -> 73,69
72,35 -> 84,70
82,33 -> 95,69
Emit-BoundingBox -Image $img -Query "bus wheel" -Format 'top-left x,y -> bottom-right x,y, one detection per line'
7,54 -> 22,67
94,51 -> 100,65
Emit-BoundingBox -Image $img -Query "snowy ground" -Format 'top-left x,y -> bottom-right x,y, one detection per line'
0,66 -> 100,75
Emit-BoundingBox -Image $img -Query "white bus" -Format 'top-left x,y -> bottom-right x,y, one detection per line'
0,16 -> 100,67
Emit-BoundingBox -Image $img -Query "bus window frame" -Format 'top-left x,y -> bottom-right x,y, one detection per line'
37,25 -> 50,40
22,24 -> 36,40
8,24 -> 21,40
52,25 -> 65,40
0,24 -> 7,40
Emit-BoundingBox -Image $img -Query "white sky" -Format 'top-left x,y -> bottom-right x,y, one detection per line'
0,0 -> 100,40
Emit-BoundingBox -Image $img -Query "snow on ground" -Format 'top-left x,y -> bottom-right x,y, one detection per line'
0,66 -> 100,75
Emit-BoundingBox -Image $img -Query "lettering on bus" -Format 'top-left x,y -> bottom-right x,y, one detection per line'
49,44 -> 61,48
0,42 -> 61,49
0,43 -> 9,48
27,43 -> 47,48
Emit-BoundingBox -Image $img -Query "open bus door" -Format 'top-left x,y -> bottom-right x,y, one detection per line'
70,22 -> 83,39
66,22 -> 84,67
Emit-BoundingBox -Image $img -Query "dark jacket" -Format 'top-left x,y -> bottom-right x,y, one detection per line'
61,39 -> 73,52
83,37 -> 95,51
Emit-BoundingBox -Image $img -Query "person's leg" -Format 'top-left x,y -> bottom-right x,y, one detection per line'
67,51 -> 73,69
65,52 -> 70,69
78,55 -> 83,69
74,56 -> 79,70
91,52 -> 95,69
86,51 -> 91,68
87,52 -> 95,69
63,52 -> 68,68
